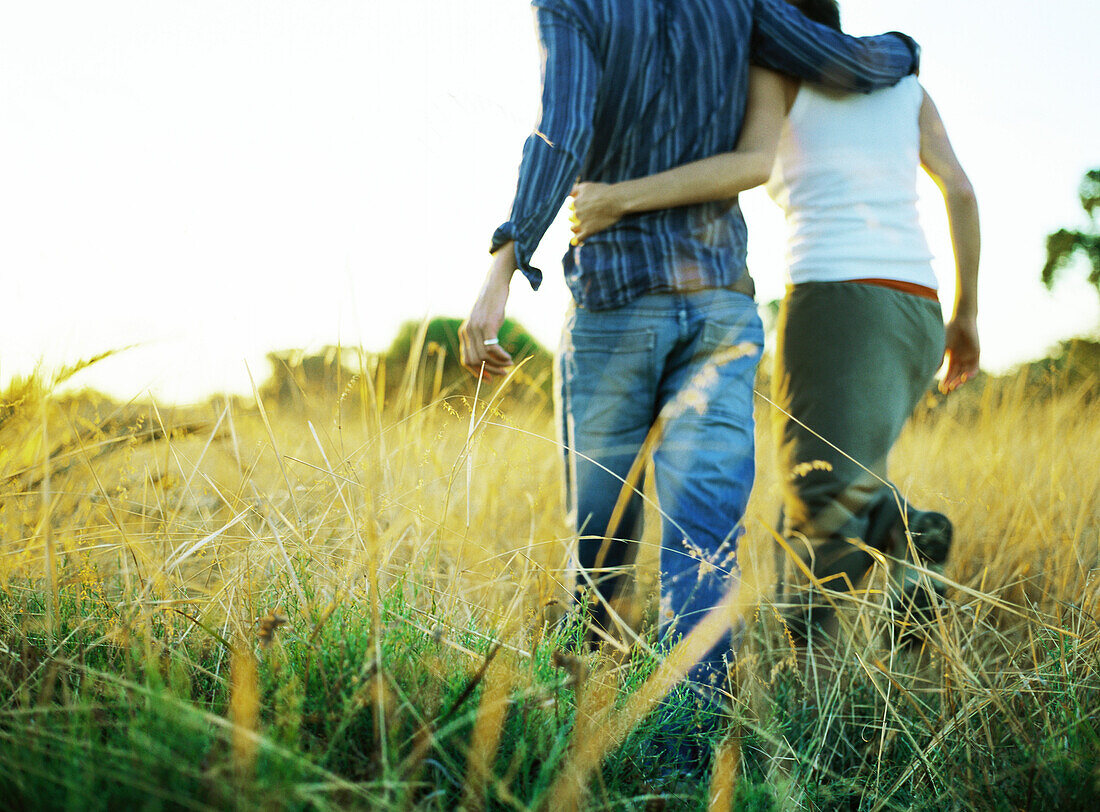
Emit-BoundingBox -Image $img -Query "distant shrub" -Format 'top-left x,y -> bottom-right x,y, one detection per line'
260,346 -> 357,410
383,317 -> 552,403
915,336 -> 1100,423
257,318 -> 554,411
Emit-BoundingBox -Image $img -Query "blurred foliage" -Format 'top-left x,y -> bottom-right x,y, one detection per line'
260,318 -> 553,411
383,316 -> 552,400
1042,168 -> 1100,299
260,345 -> 358,410
1018,336 -> 1100,395
918,336 -> 1100,424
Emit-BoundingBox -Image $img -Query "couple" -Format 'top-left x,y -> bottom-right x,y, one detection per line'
460,0 -> 979,701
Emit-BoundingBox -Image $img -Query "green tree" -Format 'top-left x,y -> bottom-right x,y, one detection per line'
1042,168 -> 1100,297
383,316 -> 553,402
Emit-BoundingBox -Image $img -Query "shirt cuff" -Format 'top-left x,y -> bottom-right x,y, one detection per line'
886,31 -> 921,75
491,222 -> 543,291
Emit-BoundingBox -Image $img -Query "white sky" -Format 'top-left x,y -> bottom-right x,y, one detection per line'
2,0 -> 1098,403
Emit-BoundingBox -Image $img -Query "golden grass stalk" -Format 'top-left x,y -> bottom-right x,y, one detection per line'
4,343 -> 1098,809
708,733 -> 741,811
461,658 -> 516,810
40,397 -> 58,640
229,638 -> 260,780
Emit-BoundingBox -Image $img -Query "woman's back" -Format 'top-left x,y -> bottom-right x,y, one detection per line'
766,75 -> 936,287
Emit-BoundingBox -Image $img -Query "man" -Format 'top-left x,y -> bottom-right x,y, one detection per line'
460,0 -> 919,701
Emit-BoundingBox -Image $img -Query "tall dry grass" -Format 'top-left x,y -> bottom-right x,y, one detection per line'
0,349 -> 1098,810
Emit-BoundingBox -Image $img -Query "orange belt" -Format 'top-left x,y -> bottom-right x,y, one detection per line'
843,278 -> 939,302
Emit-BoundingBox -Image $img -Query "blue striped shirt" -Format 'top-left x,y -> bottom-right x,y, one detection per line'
492,0 -> 919,310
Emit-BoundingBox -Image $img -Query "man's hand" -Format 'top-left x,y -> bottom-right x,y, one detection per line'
459,242 -> 517,381
940,314 -> 979,393
570,182 -> 626,244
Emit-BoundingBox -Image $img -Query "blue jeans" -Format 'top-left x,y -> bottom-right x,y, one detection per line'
557,289 -> 763,694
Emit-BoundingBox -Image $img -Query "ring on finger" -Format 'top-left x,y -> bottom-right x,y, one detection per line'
483,338 -> 500,346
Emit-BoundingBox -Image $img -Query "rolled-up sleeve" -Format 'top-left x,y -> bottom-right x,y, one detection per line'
491,6 -> 600,290
751,0 -> 919,93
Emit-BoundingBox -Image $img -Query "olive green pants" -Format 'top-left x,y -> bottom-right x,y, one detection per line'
771,281 -> 945,603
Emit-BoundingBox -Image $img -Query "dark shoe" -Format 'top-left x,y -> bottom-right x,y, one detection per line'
776,531 -> 873,646
893,509 -> 952,564
887,510 -> 952,641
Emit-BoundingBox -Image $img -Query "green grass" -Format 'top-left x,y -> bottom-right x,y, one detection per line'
0,574 -> 716,810
4,570 -> 1100,811
3,348 -> 1100,810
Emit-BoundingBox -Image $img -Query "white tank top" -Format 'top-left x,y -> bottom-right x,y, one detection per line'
765,75 -> 937,288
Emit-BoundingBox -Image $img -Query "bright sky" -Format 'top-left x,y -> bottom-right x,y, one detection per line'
2,0 -> 1097,403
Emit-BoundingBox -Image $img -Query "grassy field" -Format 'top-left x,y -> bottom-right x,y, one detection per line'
1,348 -> 1098,811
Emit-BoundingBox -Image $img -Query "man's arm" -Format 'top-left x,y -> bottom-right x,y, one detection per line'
751,0 -> 919,93
490,6 -> 601,289
460,6 -> 600,379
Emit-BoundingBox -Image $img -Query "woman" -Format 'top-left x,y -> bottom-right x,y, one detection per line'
569,0 -> 980,640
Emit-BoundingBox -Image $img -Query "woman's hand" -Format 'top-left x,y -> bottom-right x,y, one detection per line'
569,182 -> 626,244
940,314 -> 980,393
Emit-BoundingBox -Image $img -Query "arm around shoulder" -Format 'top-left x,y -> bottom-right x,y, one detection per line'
751,0 -> 918,92
568,68 -> 788,242
616,68 -> 786,211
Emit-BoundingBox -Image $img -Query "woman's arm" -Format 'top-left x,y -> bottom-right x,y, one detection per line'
569,68 -> 790,244
919,89 -> 981,392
